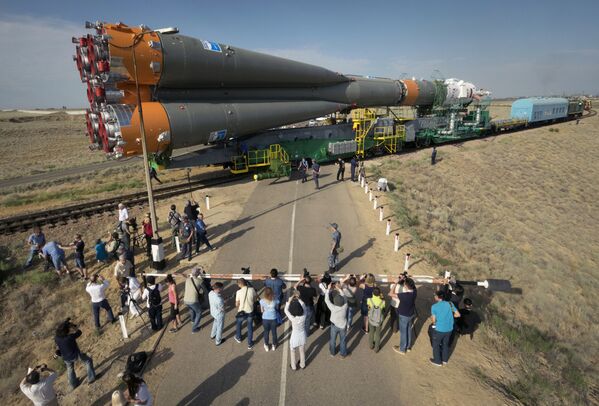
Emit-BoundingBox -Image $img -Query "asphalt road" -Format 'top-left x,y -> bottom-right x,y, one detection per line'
152,172 -> 405,406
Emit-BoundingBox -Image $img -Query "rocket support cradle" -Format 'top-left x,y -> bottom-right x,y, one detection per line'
74,22 -> 483,160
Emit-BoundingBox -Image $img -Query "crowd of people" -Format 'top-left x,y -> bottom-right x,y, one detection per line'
18,179 -> 482,405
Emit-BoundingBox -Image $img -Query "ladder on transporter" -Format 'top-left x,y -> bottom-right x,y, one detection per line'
351,108 -> 377,157
230,144 -> 290,175
352,108 -> 404,155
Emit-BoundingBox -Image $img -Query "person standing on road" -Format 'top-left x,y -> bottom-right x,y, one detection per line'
85,274 -> 115,332
260,287 -> 280,352
20,364 -> 58,406
325,284 -> 350,358
264,268 -> 286,312
341,275 -> 359,331
184,268 -> 205,333
295,275 -> 317,336
431,147 -> 437,165
388,275 -> 402,335
235,278 -> 257,349
141,275 -> 164,331
178,216 -> 194,262
350,156 -> 357,182
54,319 -> 96,389
430,290 -> 460,366
284,296 -> 307,370
316,272 -> 332,329
209,282 -> 226,346
328,223 -> 342,272
394,278 -> 417,355
297,157 -> 308,183
122,373 -> 153,406
366,287 -> 386,353
336,158 -> 345,181
194,213 -> 215,253
360,274 -> 376,333
166,274 -> 182,333
24,226 -> 46,269
167,205 -> 182,248
312,159 -> 321,190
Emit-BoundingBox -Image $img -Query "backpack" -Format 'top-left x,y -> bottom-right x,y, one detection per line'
368,298 -> 383,327
126,352 -> 147,374
149,285 -> 161,307
168,211 -> 181,227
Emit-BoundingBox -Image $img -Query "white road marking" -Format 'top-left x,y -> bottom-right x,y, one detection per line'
279,183 -> 298,406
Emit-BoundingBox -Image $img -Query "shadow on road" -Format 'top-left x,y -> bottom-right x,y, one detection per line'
178,352 -> 253,406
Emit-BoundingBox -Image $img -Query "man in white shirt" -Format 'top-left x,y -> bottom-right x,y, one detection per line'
141,275 -> 164,331
85,275 -> 115,331
118,203 -> 129,223
234,278 -> 256,349
20,364 -> 57,406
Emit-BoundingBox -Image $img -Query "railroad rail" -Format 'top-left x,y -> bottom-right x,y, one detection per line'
0,173 -> 239,235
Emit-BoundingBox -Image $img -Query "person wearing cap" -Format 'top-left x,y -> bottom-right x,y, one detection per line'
312,159 -> 321,190
179,215 -> 194,262
184,267 -> 205,333
20,364 -> 58,405
167,204 -> 182,248
328,223 -> 342,272
325,283 -> 350,358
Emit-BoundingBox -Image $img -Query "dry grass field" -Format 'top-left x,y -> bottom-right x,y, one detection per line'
367,108 -> 599,404
0,111 -> 105,180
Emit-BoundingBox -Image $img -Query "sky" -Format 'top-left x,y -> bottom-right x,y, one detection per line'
1,0 -> 598,108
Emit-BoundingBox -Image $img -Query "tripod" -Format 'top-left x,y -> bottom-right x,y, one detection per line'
121,287 -> 150,332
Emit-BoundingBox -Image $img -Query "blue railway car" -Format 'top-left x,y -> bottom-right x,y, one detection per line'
510,97 -> 568,123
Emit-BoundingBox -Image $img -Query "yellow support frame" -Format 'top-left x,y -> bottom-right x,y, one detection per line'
351,108 -> 376,157
230,144 -> 289,175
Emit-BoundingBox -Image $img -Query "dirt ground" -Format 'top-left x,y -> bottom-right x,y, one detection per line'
361,109 -> 599,404
0,177 -> 257,405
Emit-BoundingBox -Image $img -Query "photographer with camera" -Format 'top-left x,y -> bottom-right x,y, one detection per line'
19,364 -> 57,405
85,274 -> 115,331
393,276 -> 417,355
284,295 -> 307,370
294,271 -> 317,337
340,274 -> 359,331
54,319 -> 96,389
141,275 -> 164,331
234,278 -> 257,350
184,267 -> 206,333
325,282 -> 350,358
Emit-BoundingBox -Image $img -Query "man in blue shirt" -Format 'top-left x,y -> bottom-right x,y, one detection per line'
41,241 -> 69,275
430,290 -> 460,366
24,227 -> 46,269
179,216 -> 194,261
194,213 -> 215,254
264,268 -> 286,311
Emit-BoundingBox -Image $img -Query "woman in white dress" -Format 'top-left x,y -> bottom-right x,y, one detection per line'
284,296 -> 307,370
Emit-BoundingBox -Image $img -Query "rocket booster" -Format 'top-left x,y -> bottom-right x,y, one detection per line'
74,22 -> 485,159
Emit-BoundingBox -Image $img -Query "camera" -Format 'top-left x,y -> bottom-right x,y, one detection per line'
303,268 -> 309,278
241,266 -> 251,275
398,271 -> 408,285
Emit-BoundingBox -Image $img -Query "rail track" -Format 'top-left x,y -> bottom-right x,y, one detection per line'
0,174 -> 239,235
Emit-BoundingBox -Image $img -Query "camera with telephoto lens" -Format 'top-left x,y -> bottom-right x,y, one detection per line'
241,266 -> 251,275
398,271 -> 408,285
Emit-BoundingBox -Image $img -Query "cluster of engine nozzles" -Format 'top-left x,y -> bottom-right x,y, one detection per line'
73,22 -> 488,160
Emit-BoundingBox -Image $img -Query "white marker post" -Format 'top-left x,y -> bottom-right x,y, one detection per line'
364,183 -> 368,193
386,219 -> 391,235
119,314 -> 129,339
379,206 -> 384,221
394,233 -> 400,252
358,173 -> 362,183
373,197 -> 378,209
361,177 -> 365,188
369,190 -> 373,202
205,195 -> 211,210
404,253 -> 411,271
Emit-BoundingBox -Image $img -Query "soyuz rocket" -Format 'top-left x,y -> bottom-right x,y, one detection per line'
74,22 -> 485,159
